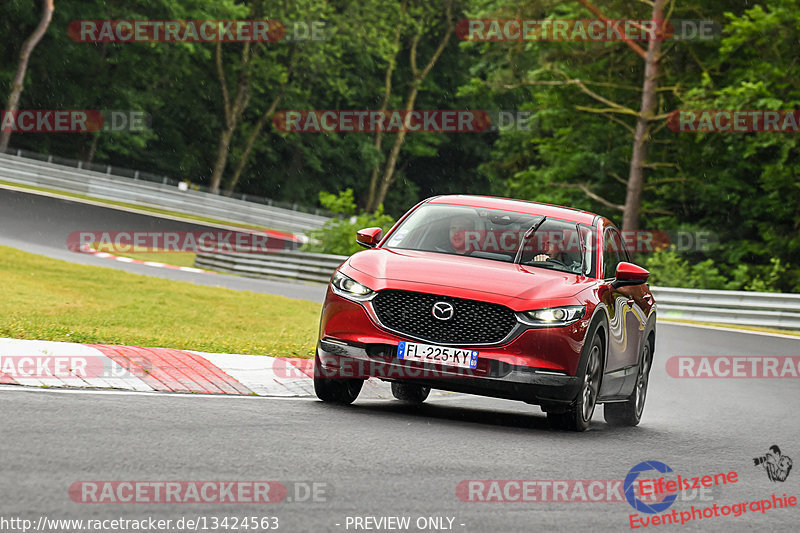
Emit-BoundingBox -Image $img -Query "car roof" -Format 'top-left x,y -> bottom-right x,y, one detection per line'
427,195 -> 599,226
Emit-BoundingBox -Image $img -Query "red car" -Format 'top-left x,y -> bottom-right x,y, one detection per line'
314,195 -> 656,431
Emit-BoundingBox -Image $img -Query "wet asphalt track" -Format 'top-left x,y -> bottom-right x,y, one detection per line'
0,186 -> 799,532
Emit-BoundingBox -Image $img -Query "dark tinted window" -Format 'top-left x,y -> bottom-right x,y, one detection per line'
603,228 -> 623,279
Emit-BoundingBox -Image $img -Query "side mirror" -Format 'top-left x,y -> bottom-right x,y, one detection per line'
356,227 -> 383,249
611,262 -> 649,289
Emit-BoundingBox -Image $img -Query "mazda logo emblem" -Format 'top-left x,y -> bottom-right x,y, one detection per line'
432,302 -> 455,321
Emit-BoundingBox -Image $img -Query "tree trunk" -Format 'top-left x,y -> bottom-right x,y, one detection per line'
368,3 -> 454,211
209,126 -> 236,194
0,0 -> 54,152
224,85 -> 287,194
371,84 -> 419,210
364,4 -> 405,212
86,134 -> 98,164
622,0 -> 666,231
209,41 -> 251,194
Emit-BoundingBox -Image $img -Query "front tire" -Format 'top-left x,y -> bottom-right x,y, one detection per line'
547,334 -> 602,432
604,337 -> 652,426
314,355 -> 363,404
391,382 -> 430,404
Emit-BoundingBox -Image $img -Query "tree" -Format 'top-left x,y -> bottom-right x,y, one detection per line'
364,0 -> 456,212
0,0 -> 54,152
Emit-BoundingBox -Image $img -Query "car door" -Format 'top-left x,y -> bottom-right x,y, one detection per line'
599,226 -> 646,396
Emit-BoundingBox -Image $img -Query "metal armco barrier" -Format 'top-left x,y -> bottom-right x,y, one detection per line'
651,286 -> 800,330
194,250 -> 348,284
194,250 -> 800,330
0,151 -> 330,233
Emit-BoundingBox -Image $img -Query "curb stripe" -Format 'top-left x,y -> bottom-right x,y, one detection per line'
91,344 -> 253,395
78,244 -> 216,274
0,373 -> 19,385
180,350 -> 254,395
92,345 -> 193,393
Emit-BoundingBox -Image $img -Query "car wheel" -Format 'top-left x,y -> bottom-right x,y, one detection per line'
313,355 -> 363,405
391,382 -> 430,404
547,334 -> 602,432
604,337 -> 652,426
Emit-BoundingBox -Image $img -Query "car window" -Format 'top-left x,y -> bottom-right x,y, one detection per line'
384,203 -> 594,276
603,228 -> 623,279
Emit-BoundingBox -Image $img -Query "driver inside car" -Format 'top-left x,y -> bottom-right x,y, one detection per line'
533,238 -> 566,263
432,214 -> 477,255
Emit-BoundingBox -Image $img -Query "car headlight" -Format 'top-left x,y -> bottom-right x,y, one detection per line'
518,305 -> 585,327
331,271 -> 376,301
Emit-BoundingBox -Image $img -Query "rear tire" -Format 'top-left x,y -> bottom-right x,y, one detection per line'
391,382 -> 430,404
604,338 -> 652,426
547,334 -> 603,432
313,355 -> 363,405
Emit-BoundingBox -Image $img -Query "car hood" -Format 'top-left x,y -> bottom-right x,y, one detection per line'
346,248 -> 596,307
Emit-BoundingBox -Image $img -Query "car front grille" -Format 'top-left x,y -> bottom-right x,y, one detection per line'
371,289 -> 517,345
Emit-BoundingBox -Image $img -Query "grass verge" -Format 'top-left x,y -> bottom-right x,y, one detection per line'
0,245 -> 320,357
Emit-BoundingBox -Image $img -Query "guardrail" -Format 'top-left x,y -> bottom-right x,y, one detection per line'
0,150 -> 331,233
194,250 -> 347,283
194,250 -> 800,330
651,286 -> 800,330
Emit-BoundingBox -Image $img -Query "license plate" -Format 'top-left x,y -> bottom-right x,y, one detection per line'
397,341 -> 478,369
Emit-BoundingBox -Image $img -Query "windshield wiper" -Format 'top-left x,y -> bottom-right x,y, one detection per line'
513,216 -> 547,264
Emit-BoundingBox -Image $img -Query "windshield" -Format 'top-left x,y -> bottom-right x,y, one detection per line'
384,204 -> 595,276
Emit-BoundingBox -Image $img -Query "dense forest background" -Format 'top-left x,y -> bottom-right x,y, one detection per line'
2,0 -> 799,291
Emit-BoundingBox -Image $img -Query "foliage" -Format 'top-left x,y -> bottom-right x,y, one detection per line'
303,189 -> 396,256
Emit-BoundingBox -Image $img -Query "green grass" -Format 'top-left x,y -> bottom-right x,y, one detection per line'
0,245 -> 321,357
109,251 -> 198,267
0,180 -> 279,232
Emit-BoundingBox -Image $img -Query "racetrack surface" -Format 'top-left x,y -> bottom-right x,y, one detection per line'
1,323 -> 798,532
0,186 -> 325,302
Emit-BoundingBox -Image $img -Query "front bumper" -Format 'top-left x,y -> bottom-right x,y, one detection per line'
316,338 -> 582,407
318,285 -> 592,407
